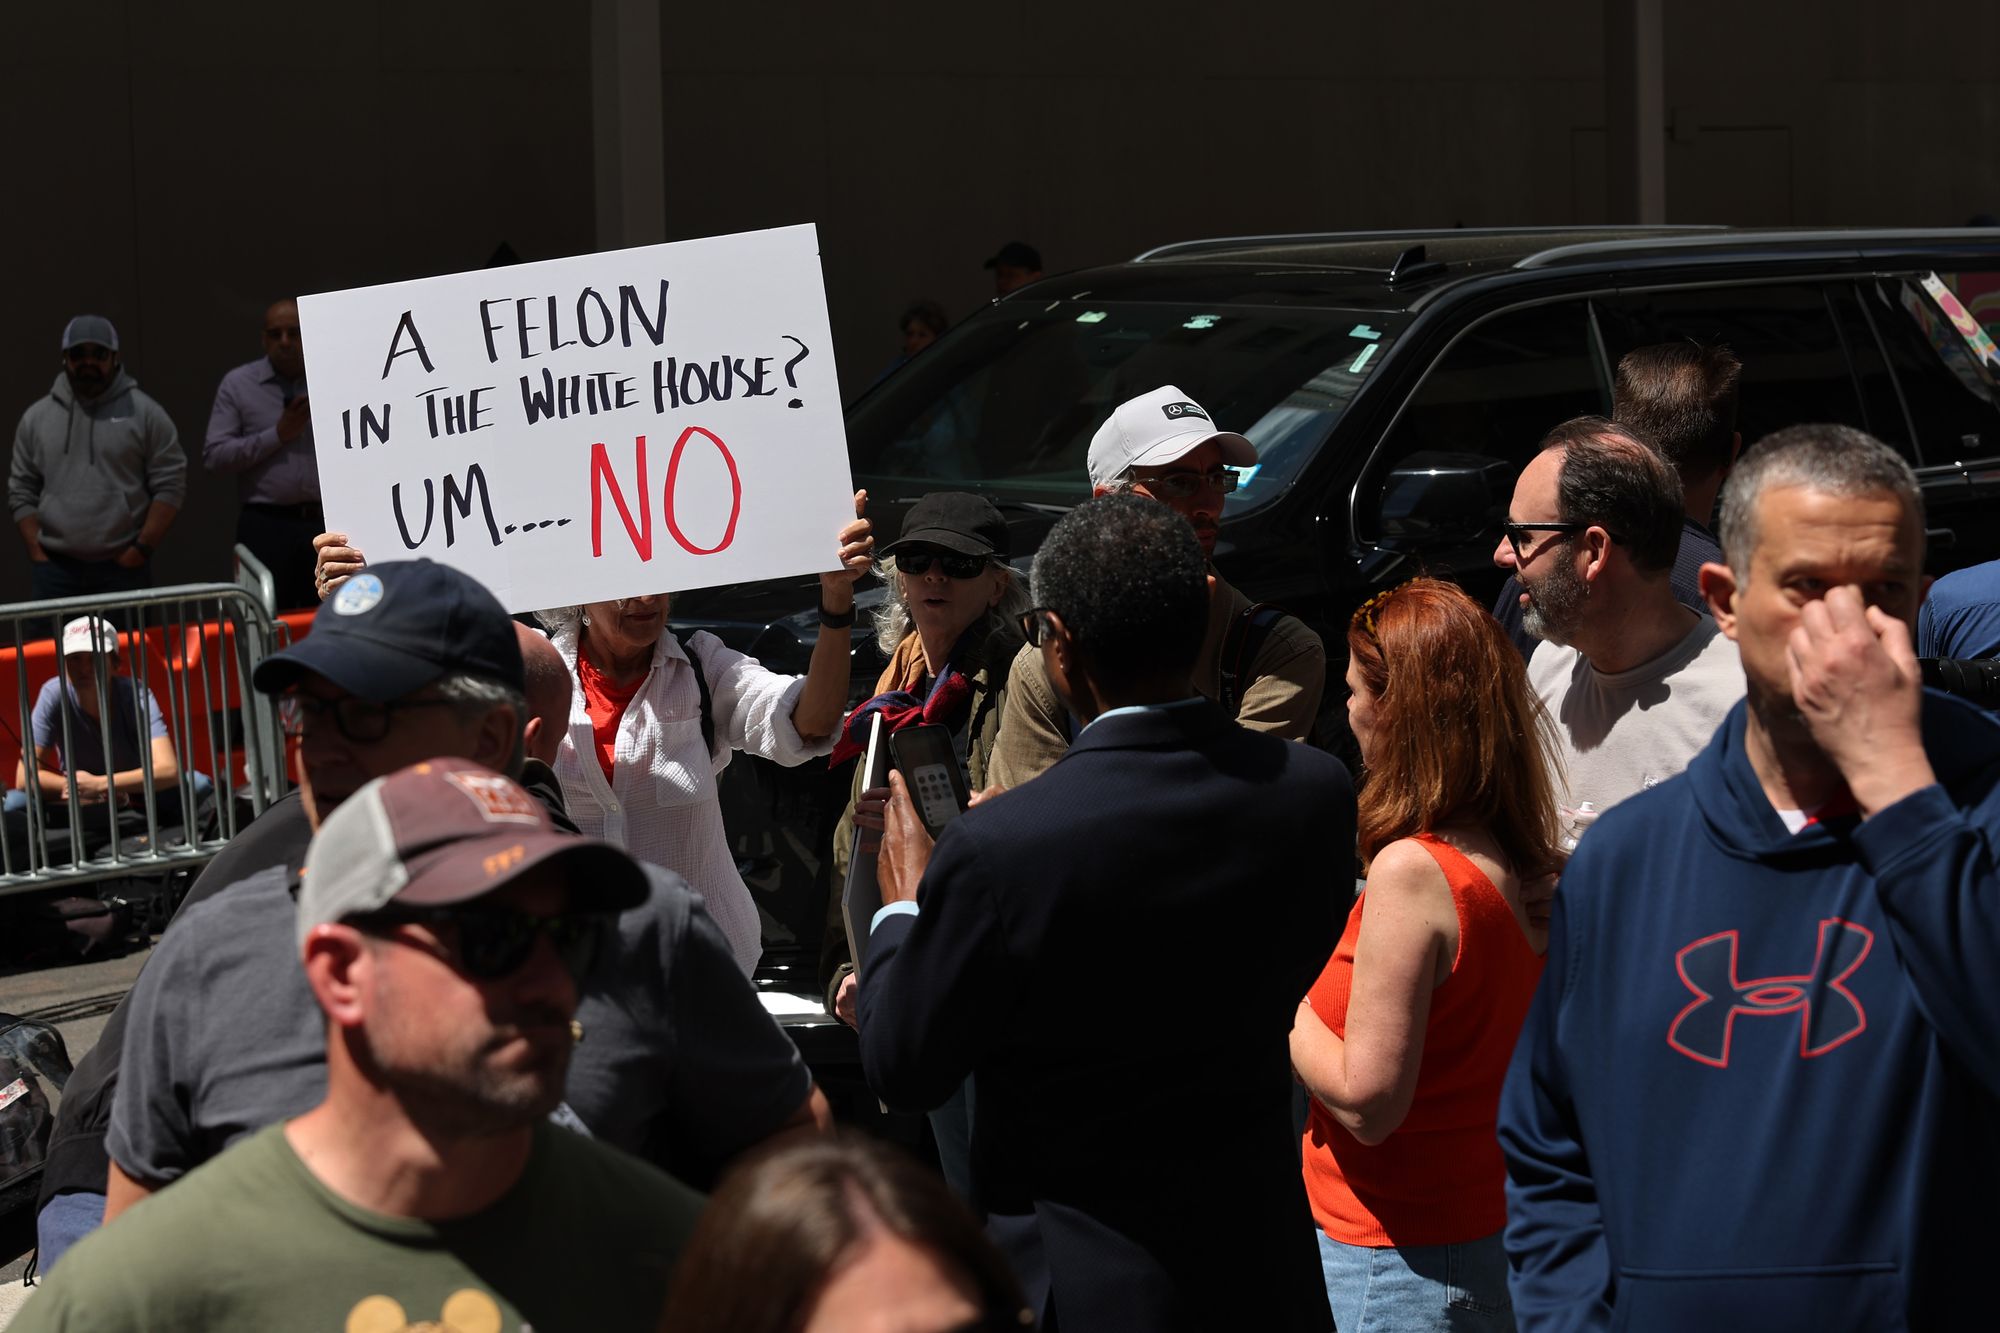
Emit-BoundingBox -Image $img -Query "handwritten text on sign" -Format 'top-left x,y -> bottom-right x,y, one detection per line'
299,224 -> 853,612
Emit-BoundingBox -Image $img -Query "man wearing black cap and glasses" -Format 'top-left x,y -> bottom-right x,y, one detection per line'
9,314 -> 185,599
988,385 -> 1325,789
16,759 -> 705,1332
983,240 -> 1043,298
35,559 -> 822,1273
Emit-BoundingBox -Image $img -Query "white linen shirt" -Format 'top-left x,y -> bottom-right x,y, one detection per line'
552,624 -> 834,974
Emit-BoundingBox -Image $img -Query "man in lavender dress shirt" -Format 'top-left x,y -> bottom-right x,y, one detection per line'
204,299 -> 320,609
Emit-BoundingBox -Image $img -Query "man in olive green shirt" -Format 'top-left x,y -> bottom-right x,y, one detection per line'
16,759 -> 704,1332
988,385 -> 1325,788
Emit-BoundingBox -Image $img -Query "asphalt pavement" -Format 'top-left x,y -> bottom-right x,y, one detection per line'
0,941 -> 151,1321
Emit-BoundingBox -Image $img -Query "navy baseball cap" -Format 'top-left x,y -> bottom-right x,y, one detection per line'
253,560 -> 525,702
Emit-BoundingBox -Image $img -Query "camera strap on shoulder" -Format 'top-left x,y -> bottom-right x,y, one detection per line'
671,628 -> 716,756
1220,602 -> 1287,716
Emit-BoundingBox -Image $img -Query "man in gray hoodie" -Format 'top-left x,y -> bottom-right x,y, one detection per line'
10,315 -> 186,599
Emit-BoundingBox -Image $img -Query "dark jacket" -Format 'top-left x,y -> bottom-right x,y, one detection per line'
1502,693 -> 2000,1332
859,700 -> 1351,1332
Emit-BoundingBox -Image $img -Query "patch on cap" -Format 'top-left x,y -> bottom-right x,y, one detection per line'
445,768 -> 541,824
333,573 -> 385,616
1160,401 -> 1210,423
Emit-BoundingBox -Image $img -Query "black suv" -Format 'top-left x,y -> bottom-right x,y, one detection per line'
669,224 -> 2000,1078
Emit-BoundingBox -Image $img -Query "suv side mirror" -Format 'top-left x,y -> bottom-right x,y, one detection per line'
1373,451 -> 1513,553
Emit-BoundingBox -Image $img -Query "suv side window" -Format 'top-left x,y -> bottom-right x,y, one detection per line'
1595,283 -> 1880,455
1354,300 -> 1603,568
1858,274 -> 2000,462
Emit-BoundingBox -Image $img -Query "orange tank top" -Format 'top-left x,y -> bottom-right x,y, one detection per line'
1301,832 -> 1544,1247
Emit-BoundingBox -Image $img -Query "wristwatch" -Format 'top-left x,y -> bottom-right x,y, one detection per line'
817,601 -> 856,629
129,540 -> 154,559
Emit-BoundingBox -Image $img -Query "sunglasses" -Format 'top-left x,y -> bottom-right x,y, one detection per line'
1500,521 -> 1623,561
897,547 -> 992,579
1132,467 -> 1240,501
1018,607 -> 1057,647
349,904 -> 603,981
63,346 -> 114,364
279,691 -> 460,744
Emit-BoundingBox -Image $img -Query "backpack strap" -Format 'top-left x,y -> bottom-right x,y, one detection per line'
1219,603 -> 1287,716
671,628 -> 716,757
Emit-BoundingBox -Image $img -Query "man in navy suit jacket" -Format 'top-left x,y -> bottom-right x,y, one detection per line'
859,494 -> 1352,1332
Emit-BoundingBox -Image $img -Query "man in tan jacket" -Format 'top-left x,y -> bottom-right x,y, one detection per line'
988,385 -> 1324,788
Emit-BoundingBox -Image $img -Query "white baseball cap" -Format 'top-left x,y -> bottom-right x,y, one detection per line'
1085,385 -> 1258,488
60,616 -> 120,658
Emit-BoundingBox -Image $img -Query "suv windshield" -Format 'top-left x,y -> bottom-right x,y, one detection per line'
847,300 -> 1405,513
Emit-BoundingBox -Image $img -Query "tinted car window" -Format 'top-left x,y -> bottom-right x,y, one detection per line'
847,302 -> 1404,513
1596,283 -> 1866,449
1860,274 -> 2000,461
1827,284 -> 1914,456
1355,300 -> 1602,557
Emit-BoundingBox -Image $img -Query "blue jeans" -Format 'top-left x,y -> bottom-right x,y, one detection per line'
5,770 -> 212,820
1317,1229 -> 1515,1333
29,553 -> 150,603
36,1191 -> 106,1275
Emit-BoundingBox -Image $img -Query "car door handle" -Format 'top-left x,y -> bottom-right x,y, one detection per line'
1928,527 -> 1958,547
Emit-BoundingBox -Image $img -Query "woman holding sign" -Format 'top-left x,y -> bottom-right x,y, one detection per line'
311,493 -> 874,976
819,492 -> 1027,1200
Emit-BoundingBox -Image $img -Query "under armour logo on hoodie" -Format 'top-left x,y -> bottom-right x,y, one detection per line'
1667,918 -> 1872,1068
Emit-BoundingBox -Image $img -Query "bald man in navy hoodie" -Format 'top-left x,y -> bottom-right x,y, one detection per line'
1501,424 -> 2000,1332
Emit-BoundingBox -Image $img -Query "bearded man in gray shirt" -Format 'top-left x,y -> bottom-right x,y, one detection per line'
1494,417 -> 1744,842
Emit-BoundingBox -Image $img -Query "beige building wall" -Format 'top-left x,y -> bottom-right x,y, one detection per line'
0,0 -> 1995,601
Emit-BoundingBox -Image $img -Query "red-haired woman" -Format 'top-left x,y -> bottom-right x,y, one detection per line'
1290,577 -> 1561,1332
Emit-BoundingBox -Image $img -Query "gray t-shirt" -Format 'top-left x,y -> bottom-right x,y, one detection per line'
30,676 -> 167,775
111,859 -> 811,1191
109,867 -> 322,1183
1528,613 -> 1745,824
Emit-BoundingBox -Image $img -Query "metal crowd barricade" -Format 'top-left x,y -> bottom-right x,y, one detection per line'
0,582 -> 292,897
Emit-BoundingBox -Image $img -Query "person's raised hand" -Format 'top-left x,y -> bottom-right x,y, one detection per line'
820,490 -> 874,605
277,395 -> 312,444
834,973 -> 859,1028
876,770 -> 935,907
1787,584 -> 1934,815
313,531 -> 367,601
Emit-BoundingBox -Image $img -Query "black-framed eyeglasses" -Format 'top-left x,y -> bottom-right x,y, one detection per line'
1501,521 -> 1622,561
278,691 -> 459,744
1132,467 -> 1240,501
348,904 -> 604,981
897,547 -> 993,579
1018,607 -> 1057,647
63,346 -> 113,364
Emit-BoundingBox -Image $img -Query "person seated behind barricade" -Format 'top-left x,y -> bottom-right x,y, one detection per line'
6,615 -> 211,829
1289,578 -> 1562,1332
658,1132 -> 1029,1333
12,758 -> 705,1333
819,492 -> 1029,1196
309,494 -> 876,975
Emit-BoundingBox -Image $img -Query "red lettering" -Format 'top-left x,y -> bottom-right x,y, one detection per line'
590,436 -> 652,560
663,426 -> 743,556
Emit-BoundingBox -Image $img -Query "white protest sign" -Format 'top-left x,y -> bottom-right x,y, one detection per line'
299,223 -> 853,612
